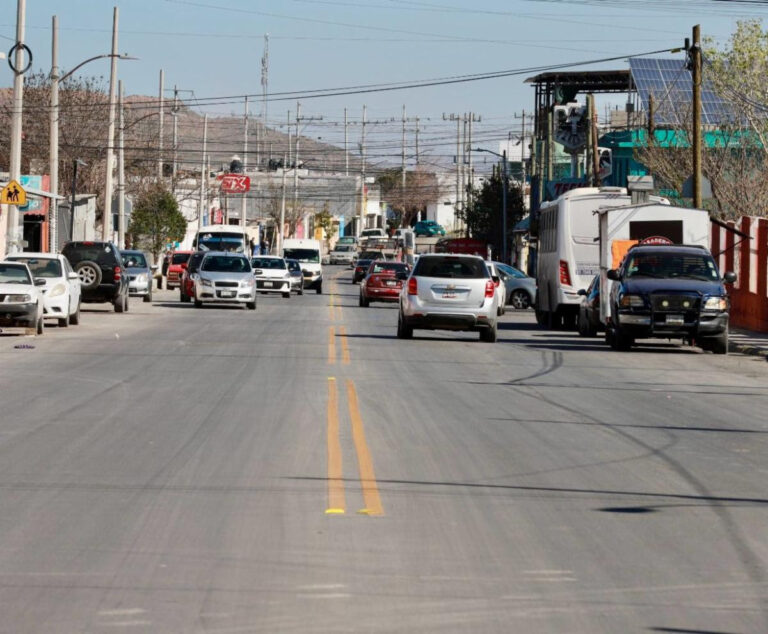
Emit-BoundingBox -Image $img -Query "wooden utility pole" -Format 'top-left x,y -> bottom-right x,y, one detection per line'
692,24 -> 703,208
648,92 -> 655,138
589,94 -> 601,186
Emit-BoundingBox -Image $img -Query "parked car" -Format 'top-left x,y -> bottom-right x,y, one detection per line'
352,258 -> 374,284
485,262 -> 507,316
251,255 -> 292,298
606,244 -> 735,354
414,220 -> 446,237
0,261 -> 46,335
193,252 -> 256,309
360,228 -> 386,240
577,275 -> 601,337
6,252 -> 81,327
286,258 -> 304,295
165,250 -> 194,290
121,249 -> 153,303
329,244 -> 357,265
398,254 -> 499,342
62,241 -> 130,312
495,262 -> 537,310
359,261 -> 409,306
179,251 -> 206,303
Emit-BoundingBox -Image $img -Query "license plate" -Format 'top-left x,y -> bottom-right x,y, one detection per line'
386,280 -> 397,287
666,314 -> 684,326
263,281 -> 273,287
442,293 -> 456,299
220,291 -> 235,298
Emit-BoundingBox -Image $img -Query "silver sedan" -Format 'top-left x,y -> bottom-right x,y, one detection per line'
193,252 -> 256,309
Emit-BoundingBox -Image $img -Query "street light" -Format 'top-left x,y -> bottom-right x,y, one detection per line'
473,147 -> 509,263
49,11 -> 138,251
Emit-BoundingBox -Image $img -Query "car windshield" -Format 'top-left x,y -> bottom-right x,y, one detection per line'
334,245 -> 354,252
188,254 -> 205,273
251,258 -> 286,269
283,248 -> 319,263
8,258 -> 62,278
370,262 -> 407,274
356,260 -> 372,268
172,253 -> 190,265
286,260 -> 301,272
625,252 -> 719,281
122,253 -> 148,268
201,256 -> 250,272
338,237 -> 356,244
0,264 -> 32,284
197,234 -> 245,252
414,256 -> 488,279
496,263 -> 526,278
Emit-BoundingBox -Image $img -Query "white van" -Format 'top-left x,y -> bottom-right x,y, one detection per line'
282,238 -> 323,294
535,187 -> 668,328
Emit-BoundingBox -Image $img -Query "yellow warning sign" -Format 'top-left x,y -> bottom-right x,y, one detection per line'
0,180 -> 27,206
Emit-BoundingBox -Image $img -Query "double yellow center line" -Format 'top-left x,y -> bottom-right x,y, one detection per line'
326,377 -> 383,516
327,326 -> 350,365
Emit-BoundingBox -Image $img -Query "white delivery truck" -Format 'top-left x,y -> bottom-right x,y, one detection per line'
282,238 -> 323,294
535,187 -> 668,328
597,203 -> 712,329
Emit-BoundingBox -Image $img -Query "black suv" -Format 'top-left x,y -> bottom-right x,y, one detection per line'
62,241 -> 130,312
606,244 -> 736,354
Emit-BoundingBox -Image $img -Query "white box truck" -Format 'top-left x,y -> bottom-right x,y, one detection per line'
282,238 -> 323,294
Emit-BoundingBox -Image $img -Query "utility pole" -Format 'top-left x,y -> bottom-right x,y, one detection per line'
648,92 -> 655,138
198,113 -> 207,231
158,69 -> 164,179
293,102 -> 301,228
402,105 -> 407,190
171,86 -> 178,191
466,112 -> 481,202
691,24 -> 702,208
49,14 -> 59,253
287,110 -> 292,166
501,149 -> 508,264
279,153 -> 287,251
241,96 -> 248,228
117,80 -> 125,248
344,107 -> 349,176
415,117 -> 420,166
360,105 -> 367,234
102,6 -> 119,242
3,0 -> 27,257
261,34 -> 269,140
443,113 -> 463,232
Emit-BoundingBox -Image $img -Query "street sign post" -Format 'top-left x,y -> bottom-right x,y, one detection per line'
0,180 -> 27,206
220,174 -> 250,194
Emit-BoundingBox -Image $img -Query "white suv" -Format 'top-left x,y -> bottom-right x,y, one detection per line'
398,254 -> 499,342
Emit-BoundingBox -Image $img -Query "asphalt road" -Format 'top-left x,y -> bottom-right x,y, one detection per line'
0,265 -> 766,633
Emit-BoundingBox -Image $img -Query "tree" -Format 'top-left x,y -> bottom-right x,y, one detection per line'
314,202 -> 335,250
377,167 -> 444,229
460,170 -> 524,261
128,184 -> 186,259
637,19 -> 768,220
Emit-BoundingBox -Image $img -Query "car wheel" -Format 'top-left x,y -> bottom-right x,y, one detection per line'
709,330 -> 729,355
608,325 -> 633,351
114,293 -> 126,313
316,283 -> 322,294
144,290 -> 152,303
397,311 -> 413,339
359,293 -> 369,307
577,310 -> 591,337
282,292 -> 290,299
69,302 -> 81,325
58,316 -> 69,328
246,301 -> 257,310
157,277 -> 163,290
36,314 -> 44,336
480,322 -> 497,343
510,289 -> 531,310
75,261 -> 102,289
298,285 -> 304,296
194,299 -> 203,308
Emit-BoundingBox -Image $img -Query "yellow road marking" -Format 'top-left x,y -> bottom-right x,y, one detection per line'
328,326 -> 336,365
326,377 -> 345,514
339,326 -> 350,365
346,379 -> 384,516
328,288 -> 335,319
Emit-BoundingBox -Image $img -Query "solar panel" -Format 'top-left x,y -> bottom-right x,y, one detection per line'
629,57 -> 730,126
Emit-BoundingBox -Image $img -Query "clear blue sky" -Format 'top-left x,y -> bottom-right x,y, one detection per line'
2,0 -> 766,165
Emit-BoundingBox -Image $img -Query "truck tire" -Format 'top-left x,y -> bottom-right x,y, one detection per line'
75,261 -> 101,289
316,282 -> 322,295
710,330 -> 729,355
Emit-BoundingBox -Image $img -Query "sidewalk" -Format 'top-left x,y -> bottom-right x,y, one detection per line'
730,327 -> 768,359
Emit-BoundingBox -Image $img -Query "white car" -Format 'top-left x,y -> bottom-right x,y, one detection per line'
485,261 -> 507,316
6,252 -> 81,327
0,260 -> 46,335
251,256 -> 292,298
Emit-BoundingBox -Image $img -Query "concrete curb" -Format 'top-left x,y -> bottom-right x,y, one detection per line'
729,336 -> 768,360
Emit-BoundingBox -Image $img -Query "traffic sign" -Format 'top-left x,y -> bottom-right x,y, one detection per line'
220,174 -> 250,194
0,180 -> 27,206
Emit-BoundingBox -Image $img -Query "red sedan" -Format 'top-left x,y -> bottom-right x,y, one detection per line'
359,261 -> 410,307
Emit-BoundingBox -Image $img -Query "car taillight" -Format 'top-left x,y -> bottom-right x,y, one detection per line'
559,260 -> 572,286
114,266 -> 122,281
485,280 -> 495,298
407,277 -> 418,295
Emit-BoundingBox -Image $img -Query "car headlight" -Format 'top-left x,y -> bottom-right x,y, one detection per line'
240,278 -> 255,287
5,294 -> 32,303
703,296 -> 727,311
49,283 -> 67,298
136,273 -> 148,284
200,277 -> 213,287
619,294 -> 645,308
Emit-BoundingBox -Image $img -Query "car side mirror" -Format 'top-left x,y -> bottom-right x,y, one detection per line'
577,288 -> 587,296
723,271 -> 737,284
607,269 -> 621,281
68,271 -> 79,280
34,278 -> 47,287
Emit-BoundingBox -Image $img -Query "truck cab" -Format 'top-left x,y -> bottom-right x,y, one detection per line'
282,239 -> 323,294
